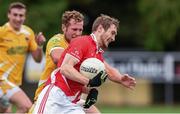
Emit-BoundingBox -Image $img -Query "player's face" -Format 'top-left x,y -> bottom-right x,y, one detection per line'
64,19 -> 83,42
100,24 -> 117,48
8,8 -> 26,31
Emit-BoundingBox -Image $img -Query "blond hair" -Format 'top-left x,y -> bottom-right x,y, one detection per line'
62,10 -> 84,27
92,14 -> 119,32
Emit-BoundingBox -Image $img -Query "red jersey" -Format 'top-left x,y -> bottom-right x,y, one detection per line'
48,34 -> 104,103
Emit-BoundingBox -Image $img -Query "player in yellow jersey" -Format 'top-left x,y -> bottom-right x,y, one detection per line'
0,2 -> 46,113
30,10 -> 100,114
33,34 -> 68,101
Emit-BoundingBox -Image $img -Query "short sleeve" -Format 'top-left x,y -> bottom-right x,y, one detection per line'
24,26 -> 38,51
66,38 -> 88,61
46,35 -> 67,55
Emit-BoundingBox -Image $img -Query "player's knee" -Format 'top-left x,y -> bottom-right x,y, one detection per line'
17,106 -> 29,112
17,103 -> 32,112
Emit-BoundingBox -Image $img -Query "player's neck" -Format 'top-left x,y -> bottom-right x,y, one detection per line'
8,22 -> 21,31
92,32 -> 101,46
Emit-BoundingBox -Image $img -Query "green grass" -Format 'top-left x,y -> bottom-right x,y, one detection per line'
12,104 -> 180,113
98,105 -> 180,113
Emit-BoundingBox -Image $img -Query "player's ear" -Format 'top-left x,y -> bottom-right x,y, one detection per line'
97,25 -> 105,33
62,24 -> 66,33
7,12 -> 11,19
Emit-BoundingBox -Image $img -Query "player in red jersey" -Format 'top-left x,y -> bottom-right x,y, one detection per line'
33,14 -> 136,114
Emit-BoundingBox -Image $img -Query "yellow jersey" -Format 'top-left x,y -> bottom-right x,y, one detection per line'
34,33 -> 68,100
0,23 -> 38,86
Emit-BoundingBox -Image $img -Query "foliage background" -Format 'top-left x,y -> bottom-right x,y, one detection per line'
1,0 -> 180,51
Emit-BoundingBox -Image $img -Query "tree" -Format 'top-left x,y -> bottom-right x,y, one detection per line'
138,0 -> 180,51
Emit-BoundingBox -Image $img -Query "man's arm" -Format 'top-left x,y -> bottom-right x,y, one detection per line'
104,61 -> 136,90
50,48 -> 64,64
31,47 -> 43,63
31,32 -> 46,63
60,53 -> 89,85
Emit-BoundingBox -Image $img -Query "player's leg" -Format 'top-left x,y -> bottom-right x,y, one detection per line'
0,79 -> 32,113
0,80 -> 13,113
9,89 -> 32,113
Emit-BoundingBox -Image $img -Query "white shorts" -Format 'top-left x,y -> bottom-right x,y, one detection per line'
33,84 -> 85,114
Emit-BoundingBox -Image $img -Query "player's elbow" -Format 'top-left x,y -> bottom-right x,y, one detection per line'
60,64 -> 70,75
31,49 -> 43,63
35,58 -> 42,63
33,56 -> 42,63
51,57 -> 59,64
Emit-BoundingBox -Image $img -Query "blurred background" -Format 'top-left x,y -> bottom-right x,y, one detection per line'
1,0 -> 180,113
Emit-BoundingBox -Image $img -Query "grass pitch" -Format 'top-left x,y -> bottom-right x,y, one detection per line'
98,105 -> 180,113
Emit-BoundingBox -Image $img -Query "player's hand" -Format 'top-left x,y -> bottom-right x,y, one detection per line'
36,32 -> 46,47
83,88 -> 98,109
87,71 -> 108,87
120,74 -> 136,90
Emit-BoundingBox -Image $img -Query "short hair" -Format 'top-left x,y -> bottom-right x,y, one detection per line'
8,2 -> 26,13
62,10 -> 84,26
92,14 -> 119,32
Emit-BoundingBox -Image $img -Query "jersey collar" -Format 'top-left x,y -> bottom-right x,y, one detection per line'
5,22 -> 25,35
90,33 -> 104,53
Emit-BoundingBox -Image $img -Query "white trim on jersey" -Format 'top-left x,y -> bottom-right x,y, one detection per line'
50,68 -> 81,102
49,53 -> 81,97
68,90 -> 81,102
90,33 -> 104,54
61,74 -> 71,90
50,67 -> 72,92
0,61 -> 8,68
63,53 -> 80,65
2,63 -> 17,80
50,67 -> 61,84
49,47 -> 65,55
38,79 -> 47,86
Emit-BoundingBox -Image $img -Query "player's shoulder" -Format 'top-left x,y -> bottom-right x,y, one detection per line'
71,35 -> 91,44
0,26 -> 5,32
48,33 -> 64,43
0,23 -> 9,32
22,25 -> 33,32
21,25 -> 34,36
0,23 -> 11,35
51,33 -> 64,40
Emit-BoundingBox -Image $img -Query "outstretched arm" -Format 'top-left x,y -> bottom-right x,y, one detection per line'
104,61 -> 136,90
